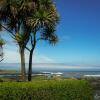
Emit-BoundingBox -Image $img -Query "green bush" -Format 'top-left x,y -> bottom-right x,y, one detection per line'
0,80 -> 93,100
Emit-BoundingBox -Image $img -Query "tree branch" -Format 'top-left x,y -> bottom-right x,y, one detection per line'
25,46 -> 31,52
0,24 -> 16,38
0,24 -> 25,43
0,58 -> 4,62
30,35 -> 33,46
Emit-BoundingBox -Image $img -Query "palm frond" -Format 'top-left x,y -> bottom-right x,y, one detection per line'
6,18 -> 17,31
37,0 -> 53,9
0,23 -> 2,31
49,34 -> 59,45
0,38 -> 5,46
40,26 -> 59,45
27,7 -> 59,30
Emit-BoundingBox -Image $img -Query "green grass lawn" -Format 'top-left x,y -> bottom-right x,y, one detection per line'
0,80 -> 93,100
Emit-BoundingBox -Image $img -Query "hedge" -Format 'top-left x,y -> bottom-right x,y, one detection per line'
0,80 -> 93,100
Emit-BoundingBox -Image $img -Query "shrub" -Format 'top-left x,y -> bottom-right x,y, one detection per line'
0,80 -> 93,100
0,79 -> 3,82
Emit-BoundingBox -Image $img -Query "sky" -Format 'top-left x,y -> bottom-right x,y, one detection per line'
1,0 -> 100,68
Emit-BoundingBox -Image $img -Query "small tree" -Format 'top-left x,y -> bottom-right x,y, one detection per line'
0,0 -> 35,80
26,0 -> 59,81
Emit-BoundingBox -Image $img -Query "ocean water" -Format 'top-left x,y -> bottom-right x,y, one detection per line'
0,63 -> 100,78
62,71 -> 100,78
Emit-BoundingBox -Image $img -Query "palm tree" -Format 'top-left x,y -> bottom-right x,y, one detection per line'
0,38 -> 5,62
0,0 -> 35,80
26,0 -> 59,81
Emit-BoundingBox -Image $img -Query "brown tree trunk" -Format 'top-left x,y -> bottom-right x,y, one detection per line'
19,46 -> 26,81
28,48 -> 34,81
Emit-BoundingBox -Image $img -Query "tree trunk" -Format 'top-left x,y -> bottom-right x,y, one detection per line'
19,46 -> 26,81
28,48 -> 34,81
0,59 -> 3,62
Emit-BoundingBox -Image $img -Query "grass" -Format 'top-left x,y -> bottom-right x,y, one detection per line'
0,79 -> 93,100
0,70 -> 18,74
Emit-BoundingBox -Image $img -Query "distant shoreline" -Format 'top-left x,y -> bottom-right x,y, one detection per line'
0,69 -> 100,79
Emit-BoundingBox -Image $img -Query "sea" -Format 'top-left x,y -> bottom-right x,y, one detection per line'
0,63 -> 100,78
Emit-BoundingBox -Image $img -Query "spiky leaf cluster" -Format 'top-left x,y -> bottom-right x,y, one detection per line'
0,0 -> 35,46
27,0 -> 60,45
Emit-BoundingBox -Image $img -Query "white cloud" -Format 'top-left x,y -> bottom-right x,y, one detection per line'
33,53 -> 54,63
2,48 -> 54,63
3,49 -> 20,63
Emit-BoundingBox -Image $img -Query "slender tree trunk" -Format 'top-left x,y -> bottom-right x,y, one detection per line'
0,59 -> 3,62
19,46 -> 26,81
28,48 -> 34,81
0,46 -> 3,62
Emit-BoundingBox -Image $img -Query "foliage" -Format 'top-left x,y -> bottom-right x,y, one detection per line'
26,0 -> 60,81
0,0 -> 59,45
0,0 -> 32,45
27,0 -> 59,45
0,0 -> 36,80
0,38 -> 5,46
0,80 -> 93,100
0,0 -> 60,81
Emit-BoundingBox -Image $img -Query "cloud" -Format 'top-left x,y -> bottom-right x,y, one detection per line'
3,49 -> 20,63
33,53 -> 54,63
2,48 -> 54,63
35,55 -> 54,63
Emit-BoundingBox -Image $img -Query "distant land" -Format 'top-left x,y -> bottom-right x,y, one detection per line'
0,63 -> 100,72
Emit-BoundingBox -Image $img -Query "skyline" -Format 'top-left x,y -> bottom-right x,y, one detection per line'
1,0 -> 100,67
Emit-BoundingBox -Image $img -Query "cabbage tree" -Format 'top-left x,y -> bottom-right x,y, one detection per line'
0,0 -> 35,80
26,0 -> 59,81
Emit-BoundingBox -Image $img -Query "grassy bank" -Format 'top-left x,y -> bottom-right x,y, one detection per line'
0,80 -> 93,100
